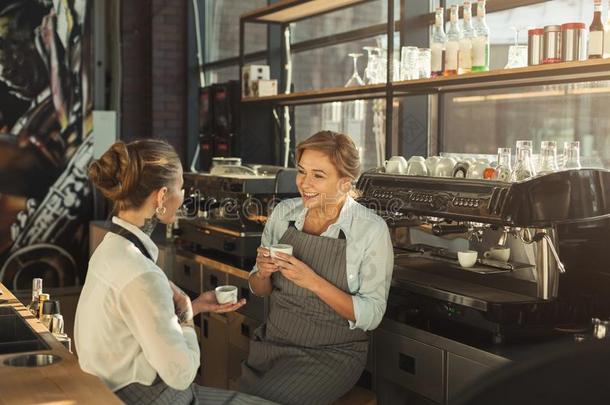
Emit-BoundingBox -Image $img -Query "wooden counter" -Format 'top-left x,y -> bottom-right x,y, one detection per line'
0,283 -> 121,405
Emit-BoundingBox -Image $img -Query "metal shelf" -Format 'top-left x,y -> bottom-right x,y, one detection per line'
241,0 -> 375,24
240,59 -> 610,106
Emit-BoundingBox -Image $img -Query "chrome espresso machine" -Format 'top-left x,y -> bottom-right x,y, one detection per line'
178,164 -> 299,268
357,169 -> 610,343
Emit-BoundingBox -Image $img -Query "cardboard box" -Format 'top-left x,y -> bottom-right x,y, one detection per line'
241,65 -> 270,97
252,79 -> 278,97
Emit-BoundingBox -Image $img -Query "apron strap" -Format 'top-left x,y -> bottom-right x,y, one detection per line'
287,221 -> 346,240
109,223 -> 154,262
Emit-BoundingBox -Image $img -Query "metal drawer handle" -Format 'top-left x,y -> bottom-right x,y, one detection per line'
241,323 -> 250,338
399,352 -> 416,375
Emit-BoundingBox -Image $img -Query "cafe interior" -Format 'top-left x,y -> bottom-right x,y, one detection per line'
1,0 -> 610,404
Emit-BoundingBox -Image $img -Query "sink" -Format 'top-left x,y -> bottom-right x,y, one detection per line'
0,306 -> 50,354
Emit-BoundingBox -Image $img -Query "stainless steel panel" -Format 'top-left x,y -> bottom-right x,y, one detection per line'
200,313 -> 229,389
173,254 -> 202,293
228,274 -> 266,322
375,328 -> 444,404
446,353 -> 494,404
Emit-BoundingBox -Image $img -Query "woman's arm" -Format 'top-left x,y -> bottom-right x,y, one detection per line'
118,272 -> 199,390
273,219 -> 394,330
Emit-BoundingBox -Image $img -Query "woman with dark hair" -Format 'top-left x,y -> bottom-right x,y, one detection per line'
240,131 -> 394,405
75,140 -> 275,405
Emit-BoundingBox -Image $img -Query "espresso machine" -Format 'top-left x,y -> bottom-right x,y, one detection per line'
357,169 -> 610,343
178,164 -> 299,268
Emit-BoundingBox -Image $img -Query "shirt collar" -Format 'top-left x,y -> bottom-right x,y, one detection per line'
111,216 -> 159,262
291,195 -> 356,237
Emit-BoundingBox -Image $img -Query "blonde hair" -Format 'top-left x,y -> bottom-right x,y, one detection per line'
89,140 -> 182,211
295,131 -> 361,180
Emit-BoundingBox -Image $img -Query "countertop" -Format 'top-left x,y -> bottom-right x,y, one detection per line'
0,282 -> 122,405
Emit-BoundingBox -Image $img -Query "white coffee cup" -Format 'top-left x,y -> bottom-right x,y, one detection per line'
385,156 -> 409,174
434,157 -> 458,177
406,161 -> 429,176
457,250 -> 478,268
484,247 -> 511,262
215,285 -> 238,304
269,244 -> 293,258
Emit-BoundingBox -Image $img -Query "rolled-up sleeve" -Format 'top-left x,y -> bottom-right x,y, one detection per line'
118,272 -> 200,390
349,219 -> 394,331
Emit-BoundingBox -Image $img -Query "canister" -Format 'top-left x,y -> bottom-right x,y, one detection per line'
543,25 -> 562,64
528,28 -> 544,66
561,23 -> 587,61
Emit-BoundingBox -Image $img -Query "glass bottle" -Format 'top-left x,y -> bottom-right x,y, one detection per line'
431,7 -> 447,77
445,5 -> 462,76
589,0 -> 604,59
472,0 -> 490,72
538,141 -> 559,174
460,1 -> 475,74
26,278 -> 43,317
511,144 -> 536,182
492,148 -> 512,182
603,1 -> 610,59
563,141 -> 582,169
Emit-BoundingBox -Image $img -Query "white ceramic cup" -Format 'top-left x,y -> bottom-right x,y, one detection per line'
425,156 -> 440,174
484,247 -> 511,262
406,161 -> 429,176
385,156 -> 409,174
457,250 -> 478,268
215,285 -> 238,304
269,244 -> 293,258
434,157 -> 458,177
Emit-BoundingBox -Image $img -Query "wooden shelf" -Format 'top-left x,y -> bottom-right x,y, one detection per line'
241,0 -> 374,24
241,83 -> 387,106
241,59 -> 610,106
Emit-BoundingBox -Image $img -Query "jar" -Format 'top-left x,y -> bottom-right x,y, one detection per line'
561,23 -> 587,61
543,25 -> 562,64
528,28 -> 544,66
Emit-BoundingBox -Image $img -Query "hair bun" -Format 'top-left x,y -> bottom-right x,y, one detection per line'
88,142 -> 133,202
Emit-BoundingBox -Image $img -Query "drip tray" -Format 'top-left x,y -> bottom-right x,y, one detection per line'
396,249 -> 533,274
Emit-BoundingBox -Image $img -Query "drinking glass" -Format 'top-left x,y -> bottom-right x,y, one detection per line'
538,140 -> 559,174
418,48 -> 432,79
400,46 -> 420,81
493,147 -> 512,182
345,53 -> 365,87
505,26 -> 528,69
363,46 -> 380,84
511,146 -> 536,181
563,141 -> 582,169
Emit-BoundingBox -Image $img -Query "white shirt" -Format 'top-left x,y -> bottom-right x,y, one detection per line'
251,196 -> 394,331
74,217 -> 199,392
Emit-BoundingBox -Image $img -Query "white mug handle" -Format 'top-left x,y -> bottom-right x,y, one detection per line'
483,251 -> 491,258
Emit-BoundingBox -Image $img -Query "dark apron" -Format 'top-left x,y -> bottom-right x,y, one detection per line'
110,224 -> 273,405
240,222 -> 369,405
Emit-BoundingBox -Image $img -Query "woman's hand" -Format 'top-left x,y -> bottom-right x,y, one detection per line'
255,247 -> 279,279
273,252 -> 322,292
169,281 -> 193,324
192,291 -> 246,315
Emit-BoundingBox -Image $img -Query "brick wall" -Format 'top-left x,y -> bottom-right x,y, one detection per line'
120,0 -> 187,161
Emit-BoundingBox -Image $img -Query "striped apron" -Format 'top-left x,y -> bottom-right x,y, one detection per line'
239,222 -> 369,405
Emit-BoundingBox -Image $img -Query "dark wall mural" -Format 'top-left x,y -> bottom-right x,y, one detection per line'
0,0 -> 93,291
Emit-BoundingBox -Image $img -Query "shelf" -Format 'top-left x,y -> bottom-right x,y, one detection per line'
241,0 -> 374,24
241,59 -> 610,106
241,83 -> 387,106
393,59 -> 610,95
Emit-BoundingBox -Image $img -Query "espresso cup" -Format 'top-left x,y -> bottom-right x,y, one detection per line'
406,161 -> 429,176
269,244 -> 293,258
457,250 -> 478,268
484,247 -> 511,262
215,285 -> 238,304
385,156 -> 408,174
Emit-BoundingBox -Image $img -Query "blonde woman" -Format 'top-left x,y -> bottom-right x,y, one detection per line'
240,131 -> 394,405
